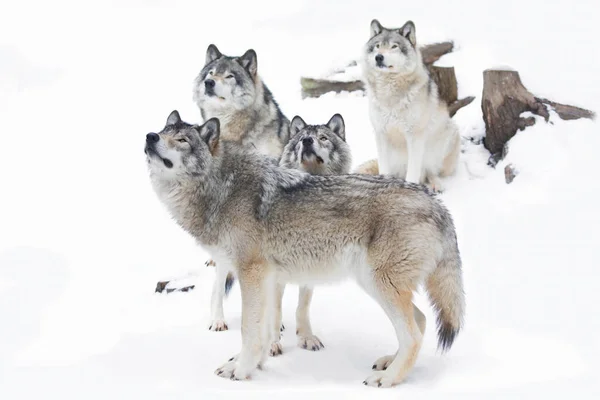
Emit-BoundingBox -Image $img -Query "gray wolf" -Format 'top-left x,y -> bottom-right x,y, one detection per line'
362,19 -> 461,191
145,111 -> 465,388
192,44 -> 289,159
211,114 -> 353,355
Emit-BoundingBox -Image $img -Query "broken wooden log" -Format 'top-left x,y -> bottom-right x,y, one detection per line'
300,77 -> 364,99
534,97 -> 596,121
448,96 -> 475,117
421,41 -> 454,65
482,69 -> 595,161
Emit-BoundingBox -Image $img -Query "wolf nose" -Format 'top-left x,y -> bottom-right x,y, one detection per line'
146,132 -> 159,143
205,79 -> 215,89
375,54 -> 384,63
302,137 -> 313,146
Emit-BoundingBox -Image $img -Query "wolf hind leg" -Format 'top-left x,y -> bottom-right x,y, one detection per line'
439,128 -> 460,178
370,302 -> 426,371
357,268 -> 423,388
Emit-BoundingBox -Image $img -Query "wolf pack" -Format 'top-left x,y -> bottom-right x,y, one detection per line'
144,19 -> 465,388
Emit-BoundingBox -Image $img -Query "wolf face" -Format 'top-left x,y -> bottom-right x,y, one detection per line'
364,20 -> 418,75
280,114 -> 351,175
193,44 -> 258,113
145,110 -> 220,180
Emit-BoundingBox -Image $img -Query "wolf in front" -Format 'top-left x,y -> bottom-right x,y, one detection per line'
361,19 -> 461,191
145,111 -> 465,387
210,114 -> 353,355
193,44 -> 289,159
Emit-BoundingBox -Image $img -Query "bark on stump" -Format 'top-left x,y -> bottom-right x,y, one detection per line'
482,69 -> 595,162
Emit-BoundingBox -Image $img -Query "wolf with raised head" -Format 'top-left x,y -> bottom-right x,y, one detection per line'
362,19 -> 461,191
145,111 -> 465,388
193,44 -> 289,159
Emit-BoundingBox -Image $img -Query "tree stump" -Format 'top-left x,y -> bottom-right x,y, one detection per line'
429,66 -> 458,105
482,69 -> 595,161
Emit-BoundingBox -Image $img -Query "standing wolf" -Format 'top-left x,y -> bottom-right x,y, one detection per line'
145,111 -> 465,387
193,44 -> 289,159
362,20 -> 461,191
210,114 -> 353,355
192,44 -> 289,311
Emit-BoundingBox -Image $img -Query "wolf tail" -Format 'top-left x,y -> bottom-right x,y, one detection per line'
426,248 -> 465,352
224,272 -> 236,297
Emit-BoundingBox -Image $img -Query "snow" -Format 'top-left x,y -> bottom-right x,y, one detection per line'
1,0 -> 599,398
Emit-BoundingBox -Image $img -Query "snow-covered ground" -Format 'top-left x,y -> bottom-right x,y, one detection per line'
1,0 -> 599,398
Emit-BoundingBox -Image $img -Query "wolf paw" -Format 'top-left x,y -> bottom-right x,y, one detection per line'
214,361 -> 249,381
298,334 -> 324,351
205,259 -> 217,267
269,341 -> 283,357
371,354 -> 395,371
208,320 -> 228,331
362,371 -> 396,388
426,177 -> 444,193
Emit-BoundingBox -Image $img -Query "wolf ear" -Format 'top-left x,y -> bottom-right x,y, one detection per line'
370,19 -> 383,37
290,116 -> 307,136
399,21 -> 416,47
238,49 -> 258,76
326,114 -> 346,141
206,44 -> 222,64
198,118 -> 220,154
166,110 -> 182,126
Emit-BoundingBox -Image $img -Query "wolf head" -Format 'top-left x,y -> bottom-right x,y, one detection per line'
280,114 -> 351,175
145,110 -> 220,181
193,44 -> 259,113
364,20 -> 419,75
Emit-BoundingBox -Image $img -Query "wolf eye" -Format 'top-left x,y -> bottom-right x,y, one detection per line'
319,136 -> 327,141
375,43 -> 380,49
225,74 -> 234,79
391,44 -> 399,49
208,70 -> 214,75
177,138 -> 187,143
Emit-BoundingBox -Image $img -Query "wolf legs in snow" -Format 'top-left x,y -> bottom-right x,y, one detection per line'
270,284 -> 324,356
215,261 -> 275,380
360,279 -> 424,388
357,244 -> 428,388
295,286 -> 325,351
371,304 -> 426,371
209,263 -> 229,331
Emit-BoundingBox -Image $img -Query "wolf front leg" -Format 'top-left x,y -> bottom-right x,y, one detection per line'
296,286 -> 324,351
215,262 -> 275,380
209,263 -> 230,331
269,282 -> 285,357
405,134 -> 426,184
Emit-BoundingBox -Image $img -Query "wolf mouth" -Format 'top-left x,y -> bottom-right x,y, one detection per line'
145,146 -> 173,168
205,90 -> 226,101
301,149 -> 324,164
